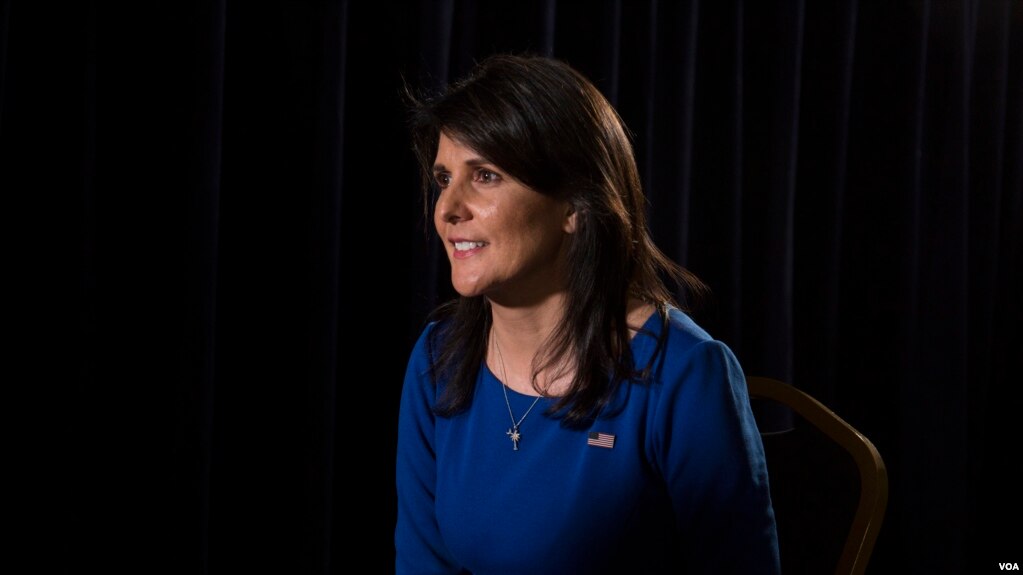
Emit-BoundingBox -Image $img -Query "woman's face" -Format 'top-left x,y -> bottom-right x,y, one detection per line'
432,132 -> 576,305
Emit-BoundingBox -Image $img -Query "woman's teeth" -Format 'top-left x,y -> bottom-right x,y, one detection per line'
454,241 -> 486,251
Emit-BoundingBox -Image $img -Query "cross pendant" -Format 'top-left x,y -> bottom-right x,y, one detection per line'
507,426 -> 521,450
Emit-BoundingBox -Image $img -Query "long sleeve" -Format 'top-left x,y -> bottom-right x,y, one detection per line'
395,311 -> 779,574
649,338 -> 781,574
395,325 -> 463,574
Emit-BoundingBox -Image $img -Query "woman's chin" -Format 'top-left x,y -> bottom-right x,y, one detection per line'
450,279 -> 488,299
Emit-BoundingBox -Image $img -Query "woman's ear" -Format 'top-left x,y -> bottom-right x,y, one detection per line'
563,204 -> 577,234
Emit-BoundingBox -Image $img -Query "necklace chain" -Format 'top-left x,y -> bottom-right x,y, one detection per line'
492,331 -> 542,451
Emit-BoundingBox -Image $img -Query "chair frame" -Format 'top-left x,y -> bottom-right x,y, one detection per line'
746,376 -> 888,575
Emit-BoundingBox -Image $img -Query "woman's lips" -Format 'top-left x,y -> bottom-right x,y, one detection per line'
451,240 -> 487,260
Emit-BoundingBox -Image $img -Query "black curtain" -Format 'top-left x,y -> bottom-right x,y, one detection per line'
4,0 -> 1020,573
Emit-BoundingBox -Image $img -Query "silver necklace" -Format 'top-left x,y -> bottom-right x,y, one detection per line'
492,332 -> 542,451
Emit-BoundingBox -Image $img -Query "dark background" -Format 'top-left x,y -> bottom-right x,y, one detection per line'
4,0 -> 1021,572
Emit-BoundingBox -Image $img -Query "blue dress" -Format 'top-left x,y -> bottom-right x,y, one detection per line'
396,307 -> 780,574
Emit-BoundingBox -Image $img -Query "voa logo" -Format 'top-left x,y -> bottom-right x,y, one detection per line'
999,563 -> 1019,570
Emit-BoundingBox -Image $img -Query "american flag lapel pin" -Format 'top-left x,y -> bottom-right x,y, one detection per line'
587,431 -> 615,449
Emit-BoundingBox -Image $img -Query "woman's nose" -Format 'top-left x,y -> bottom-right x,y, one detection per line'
436,181 -> 472,224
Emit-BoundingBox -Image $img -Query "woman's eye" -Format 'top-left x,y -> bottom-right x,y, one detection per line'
474,169 -> 501,184
434,173 -> 451,188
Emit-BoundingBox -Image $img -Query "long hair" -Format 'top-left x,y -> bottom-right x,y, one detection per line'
408,54 -> 705,426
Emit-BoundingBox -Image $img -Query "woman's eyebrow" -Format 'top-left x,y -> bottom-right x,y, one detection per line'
433,158 -> 492,173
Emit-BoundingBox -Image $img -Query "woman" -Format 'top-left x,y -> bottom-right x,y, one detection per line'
396,54 -> 779,574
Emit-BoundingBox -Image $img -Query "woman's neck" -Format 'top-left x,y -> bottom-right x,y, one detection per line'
486,295 -> 658,397
487,291 -> 570,397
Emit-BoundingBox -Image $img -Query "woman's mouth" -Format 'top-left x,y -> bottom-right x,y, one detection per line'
452,240 -> 488,259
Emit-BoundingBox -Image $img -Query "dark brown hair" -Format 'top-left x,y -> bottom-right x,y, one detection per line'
408,54 -> 705,426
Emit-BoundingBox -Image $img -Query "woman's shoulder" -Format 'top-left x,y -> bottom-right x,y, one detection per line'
403,320 -> 442,377
402,320 -> 452,406
653,306 -> 717,353
408,319 -> 450,363
644,306 -> 741,378
663,306 -> 713,342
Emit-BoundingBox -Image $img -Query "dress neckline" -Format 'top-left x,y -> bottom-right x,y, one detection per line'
482,306 -> 666,399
